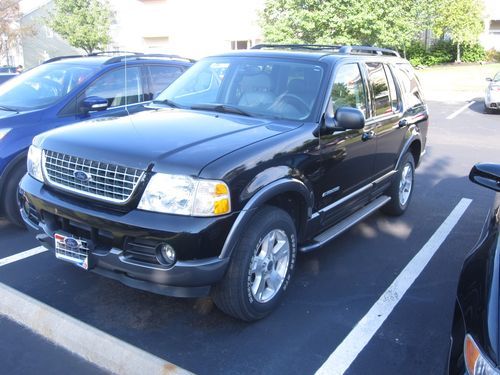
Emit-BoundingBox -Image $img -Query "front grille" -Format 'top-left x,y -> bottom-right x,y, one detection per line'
43,150 -> 145,203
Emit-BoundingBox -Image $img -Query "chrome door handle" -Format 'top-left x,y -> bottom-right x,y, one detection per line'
362,130 -> 375,141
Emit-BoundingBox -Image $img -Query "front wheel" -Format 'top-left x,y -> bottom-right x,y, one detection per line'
212,206 -> 297,321
381,152 -> 415,216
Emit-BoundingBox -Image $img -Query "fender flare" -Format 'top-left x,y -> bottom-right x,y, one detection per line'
219,178 -> 313,259
395,134 -> 422,169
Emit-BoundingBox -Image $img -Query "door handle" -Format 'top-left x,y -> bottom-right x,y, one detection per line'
362,130 -> 375,141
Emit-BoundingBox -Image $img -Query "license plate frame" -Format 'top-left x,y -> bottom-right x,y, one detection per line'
54,232 -> 89,270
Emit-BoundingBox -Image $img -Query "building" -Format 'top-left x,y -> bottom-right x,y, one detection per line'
18,0 -> 264,68
480,0 -> 500,50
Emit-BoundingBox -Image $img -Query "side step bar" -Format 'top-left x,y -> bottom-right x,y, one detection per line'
299,195 -> 391,253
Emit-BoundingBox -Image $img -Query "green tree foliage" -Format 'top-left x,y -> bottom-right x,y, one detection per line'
434,0 -> 484,62
48,0 -> 113,54
261,0 -> 484,63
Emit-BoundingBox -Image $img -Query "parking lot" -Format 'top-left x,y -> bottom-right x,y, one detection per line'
0,90 -> 499,374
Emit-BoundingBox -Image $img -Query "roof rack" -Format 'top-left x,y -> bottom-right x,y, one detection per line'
251,44 -> 400,57
252,44 -> 342,51
103,53 -> 196,65
43,52 -> 196,65
338,46 -> 400,57
43,55 -> 85,64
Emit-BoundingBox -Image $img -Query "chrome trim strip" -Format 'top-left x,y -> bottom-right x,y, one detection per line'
311,170 -> 396,219
321,186 -> 340,198
373,170 -> 397,185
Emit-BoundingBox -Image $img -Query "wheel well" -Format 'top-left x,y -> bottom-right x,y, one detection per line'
409,140 -> 421,166
265,192 -> 307,240
0,157 -> 26,212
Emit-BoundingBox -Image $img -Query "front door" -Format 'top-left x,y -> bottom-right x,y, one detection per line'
318,62 -> 376,226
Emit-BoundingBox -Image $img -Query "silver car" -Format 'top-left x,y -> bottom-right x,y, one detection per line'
484,72 -> 500,113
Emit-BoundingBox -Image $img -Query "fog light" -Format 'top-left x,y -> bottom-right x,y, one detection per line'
159,243 -> 176,264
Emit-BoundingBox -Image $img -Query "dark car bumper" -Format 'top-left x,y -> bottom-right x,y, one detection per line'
19,175 -> 237,298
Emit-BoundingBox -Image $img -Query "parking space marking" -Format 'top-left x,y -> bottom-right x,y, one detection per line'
0,282 -> 192,375
0,246 -> 47,267
315,198 -> 472,375
446,101 -> 475,120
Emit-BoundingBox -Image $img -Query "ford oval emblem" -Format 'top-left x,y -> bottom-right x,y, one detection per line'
73,170 -> 92,182
64,237 -> 79,249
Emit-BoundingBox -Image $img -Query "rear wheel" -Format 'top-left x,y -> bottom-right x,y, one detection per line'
2,164 -> 27,228
381,152 -> 415,216
212,206 -> 297,321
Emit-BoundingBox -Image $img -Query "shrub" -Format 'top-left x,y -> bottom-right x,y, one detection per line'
461,43 -> 486,62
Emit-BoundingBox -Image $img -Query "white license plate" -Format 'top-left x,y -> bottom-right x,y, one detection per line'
54,233 -> 89,270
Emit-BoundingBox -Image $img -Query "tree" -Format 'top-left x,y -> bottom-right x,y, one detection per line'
434,0 -> 484,62
1,0 -> 24,65
48,0 -> 113,54
260,0 -> 439,52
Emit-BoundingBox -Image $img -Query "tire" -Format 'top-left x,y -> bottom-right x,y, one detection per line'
381,152 -> 415,216
2,164 -> 27,228
212,205 -> 297,321
484,103 -> 492,114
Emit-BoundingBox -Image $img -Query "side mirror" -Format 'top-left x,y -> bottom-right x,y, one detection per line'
318,107 -> 365,136
486,77 -> 492,82
80,96 -> 109,114
469,163 -> 500,192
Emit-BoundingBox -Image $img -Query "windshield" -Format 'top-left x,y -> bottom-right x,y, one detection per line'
494,72 -> 500,82
156,57 -> 325,121
0,63 -> 98,111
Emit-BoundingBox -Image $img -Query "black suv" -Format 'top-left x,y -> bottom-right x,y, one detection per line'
19,45 -> 428,321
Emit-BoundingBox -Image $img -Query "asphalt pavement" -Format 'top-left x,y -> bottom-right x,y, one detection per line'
0,99 -> 498,374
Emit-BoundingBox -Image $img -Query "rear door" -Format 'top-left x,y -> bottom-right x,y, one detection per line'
364,62 -> 405,177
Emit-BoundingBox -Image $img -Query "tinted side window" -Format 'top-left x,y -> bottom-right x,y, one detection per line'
84,67 -> 144,108
395,63 -> 424,108
148,65 -> 184,99
331,63 -> 367,117
384,65 -> 400,112
366,62 -> 391,116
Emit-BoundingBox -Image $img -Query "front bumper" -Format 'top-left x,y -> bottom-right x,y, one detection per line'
19,175 -> 237,298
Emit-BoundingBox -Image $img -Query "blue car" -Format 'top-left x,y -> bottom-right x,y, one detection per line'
0,52 -> 192,226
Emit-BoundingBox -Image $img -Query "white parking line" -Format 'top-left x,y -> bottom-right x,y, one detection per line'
0,246 -> 48,267
315,198 -> 472,375
0,282 -> 192,375
446,101 -> 475,120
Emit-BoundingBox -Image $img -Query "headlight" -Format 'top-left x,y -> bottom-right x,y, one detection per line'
0,128 -> 11,140
27,145 -> 43,182
465,334 -> 500,375
138,173 -> 231,216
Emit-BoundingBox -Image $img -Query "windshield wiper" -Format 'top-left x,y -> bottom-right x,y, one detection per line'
190,104 -> 252,117
0,105 -> 19,113
152,98 -> 179,108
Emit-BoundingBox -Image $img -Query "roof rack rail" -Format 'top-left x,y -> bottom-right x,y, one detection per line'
338,46 -> 400,57
103,53 -> 196,65
88,51 -> 143,56
251,43 -> 400,57
251,44 -> 342,51
43,55 -> 85,64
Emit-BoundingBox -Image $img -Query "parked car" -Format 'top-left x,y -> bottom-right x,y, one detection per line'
448,163 -> 500,374
0,66 -> 17,74
484,72 -> 500,113
19,44 -> 429,321
0,52 -> 193,226
0,73 -> 17,85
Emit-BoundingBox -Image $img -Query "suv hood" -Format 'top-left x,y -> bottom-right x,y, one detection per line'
35,109 -> 298,175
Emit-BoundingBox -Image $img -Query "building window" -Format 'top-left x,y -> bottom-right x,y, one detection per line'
231,40 -> 251,50
489,20 -> 500,35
